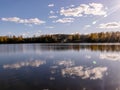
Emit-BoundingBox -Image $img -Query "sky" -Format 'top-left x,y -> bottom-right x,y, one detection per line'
0,0 -> 120,36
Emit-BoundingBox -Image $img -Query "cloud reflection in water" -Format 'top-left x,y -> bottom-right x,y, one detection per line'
57,60 -> 74,67
62,66 -> 107,80
3,60 -> 46,69
100,53 -> 120,61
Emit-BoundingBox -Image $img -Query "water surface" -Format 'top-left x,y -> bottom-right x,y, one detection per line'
0,43 -> 120,90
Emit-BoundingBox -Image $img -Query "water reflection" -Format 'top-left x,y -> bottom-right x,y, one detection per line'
85,55 -> 91,59
30,44 -> 120,51
3,60 -> 46,69
57,60 -> 74,67
62,66 -> 108,80
0,44 -> 120,90
100,52 -> 120,61
33,44 -> 120,52
0,44 -> 120,54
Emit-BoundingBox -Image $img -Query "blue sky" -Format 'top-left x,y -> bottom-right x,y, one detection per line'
0,0 -> 120,36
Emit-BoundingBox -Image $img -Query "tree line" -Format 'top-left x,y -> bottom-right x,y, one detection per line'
0,31 -> 120,43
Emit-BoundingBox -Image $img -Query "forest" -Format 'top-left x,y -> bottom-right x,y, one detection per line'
0,31 -> 120,43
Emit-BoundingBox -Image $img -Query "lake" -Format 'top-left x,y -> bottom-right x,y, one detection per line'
0,43 -> 120,90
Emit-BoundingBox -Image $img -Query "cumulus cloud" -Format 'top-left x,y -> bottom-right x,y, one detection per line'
60,3 -> 107,17
55,18 -> 74,23
62,66 -> 107,80
49,15 -> 58,19
48,4 -> 54,7
1,17 -> 45,25
99,22 -> 120,29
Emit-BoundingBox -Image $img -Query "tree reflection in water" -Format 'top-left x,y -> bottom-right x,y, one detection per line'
0,44 -> 120,54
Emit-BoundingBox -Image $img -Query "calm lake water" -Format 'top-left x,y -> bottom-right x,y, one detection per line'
0,43 -> 120,90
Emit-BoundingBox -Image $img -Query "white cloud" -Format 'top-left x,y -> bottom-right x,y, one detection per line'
70,5 -> 75,8
21,32 -> 31,37
62,66 -> 107,80
99,22 -> 120,29
55,18 -> 74,23
46,26 -> 54,29
1,17 -> 45,25
92,21 -> 97,24
50,10 -> 55,14
48,4 -> 54,7
84,25 -> 91,29
49,15 -> 58,19
60,3 -> 107,17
